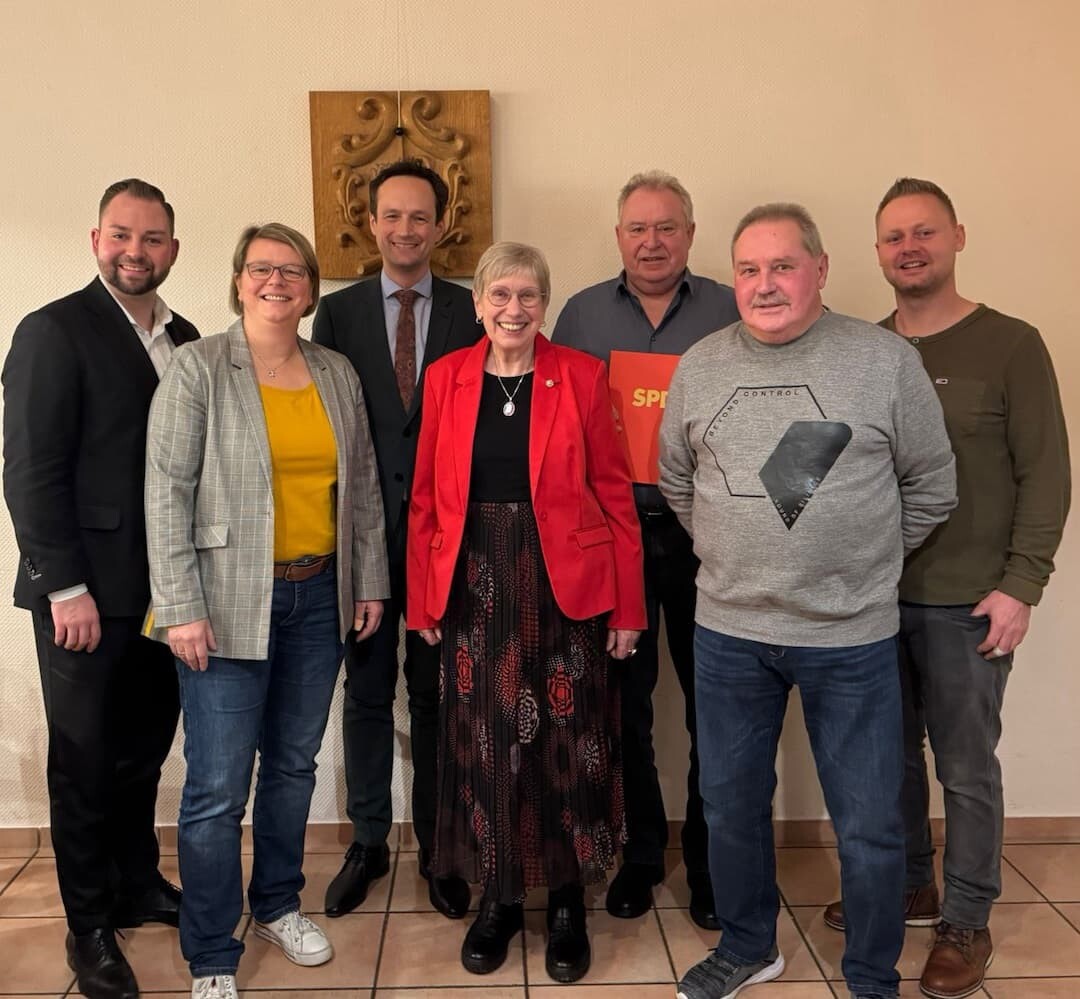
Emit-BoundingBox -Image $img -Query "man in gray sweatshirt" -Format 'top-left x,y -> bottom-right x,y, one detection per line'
660,203 -> 956,999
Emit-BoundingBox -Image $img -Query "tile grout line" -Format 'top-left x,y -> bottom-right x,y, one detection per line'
778,889 -> 837,988
367,845 -> 400,997
0,853 -> 35,900
650,901 -> 681,985
1000,852 -> 1080,939
1001,852 -> 1052,904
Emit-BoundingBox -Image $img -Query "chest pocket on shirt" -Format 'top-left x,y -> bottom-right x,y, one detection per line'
934,377 -> 991,439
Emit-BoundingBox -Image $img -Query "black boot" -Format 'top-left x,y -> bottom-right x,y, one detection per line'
461,895 -> 523,974
546,884 -> 590,983
65,929 -> 139,999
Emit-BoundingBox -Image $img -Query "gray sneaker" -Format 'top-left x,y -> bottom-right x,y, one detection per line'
677,945 -> 784,999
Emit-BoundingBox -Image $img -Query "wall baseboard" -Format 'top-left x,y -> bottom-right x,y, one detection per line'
7,815 -> 1078,854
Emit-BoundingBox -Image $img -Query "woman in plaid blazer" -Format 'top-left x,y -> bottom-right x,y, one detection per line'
145,223 -> 389,999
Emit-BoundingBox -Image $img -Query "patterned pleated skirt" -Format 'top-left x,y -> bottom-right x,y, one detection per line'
432,501 -> 625,903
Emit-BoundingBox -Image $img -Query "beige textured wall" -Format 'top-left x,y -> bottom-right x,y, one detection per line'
1,1 -> 1078,828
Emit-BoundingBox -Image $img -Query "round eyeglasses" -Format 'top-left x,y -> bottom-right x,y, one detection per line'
486,287 -> 545,308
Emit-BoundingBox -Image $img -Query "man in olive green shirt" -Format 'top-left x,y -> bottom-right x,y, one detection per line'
824,178 -> 1070,999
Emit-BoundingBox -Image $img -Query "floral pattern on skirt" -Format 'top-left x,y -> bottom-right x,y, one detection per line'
433,501 -> 624,903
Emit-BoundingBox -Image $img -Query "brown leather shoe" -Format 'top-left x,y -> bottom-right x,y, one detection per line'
822,882 -> 941,931
919,922 -> 992,998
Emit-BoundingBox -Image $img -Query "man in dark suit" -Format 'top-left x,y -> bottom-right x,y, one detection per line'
313,160 -> 481,919
2,179 -> 199,999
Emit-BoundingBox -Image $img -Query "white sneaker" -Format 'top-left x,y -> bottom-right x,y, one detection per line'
191,974 -> 238,999
253,909 -> 333,966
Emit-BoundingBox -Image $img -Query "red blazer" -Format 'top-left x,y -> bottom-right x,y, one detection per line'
407,335 -> 645,632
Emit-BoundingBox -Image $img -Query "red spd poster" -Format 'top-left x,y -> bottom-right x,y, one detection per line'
607,350 -> 680,485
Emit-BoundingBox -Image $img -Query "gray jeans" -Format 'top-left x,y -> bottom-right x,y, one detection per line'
899,602 -> 1012,929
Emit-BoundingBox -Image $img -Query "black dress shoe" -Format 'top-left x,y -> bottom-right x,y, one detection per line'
112,874 -> 182,928
461,897 -> 523,974
66,928 -> 139,999
546,886 -> 590,983
418,848 -> 471,919
687,870 -> 721,931
605,862 -> 662,919
325,842 -> 390,917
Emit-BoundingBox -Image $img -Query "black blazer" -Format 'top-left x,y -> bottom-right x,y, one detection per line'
2,277 -> 199,615
313,273 -> 480,538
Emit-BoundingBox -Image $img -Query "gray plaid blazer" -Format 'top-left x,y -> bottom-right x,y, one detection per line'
145,322 -> 389,660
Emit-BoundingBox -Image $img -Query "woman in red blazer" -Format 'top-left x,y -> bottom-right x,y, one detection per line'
407,242 -> 645,983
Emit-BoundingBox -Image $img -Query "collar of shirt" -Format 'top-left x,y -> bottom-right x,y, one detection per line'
380,270 -> 433,302
616,268 -> 694,301
380,270 -> 434,365
101,280 -> 174,342
616,268 -> 695,327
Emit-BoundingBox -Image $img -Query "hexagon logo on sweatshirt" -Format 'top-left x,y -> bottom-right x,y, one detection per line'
703,385 -> 851,529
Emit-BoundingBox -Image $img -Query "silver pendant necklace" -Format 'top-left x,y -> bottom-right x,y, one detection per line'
493,360 -> 528,416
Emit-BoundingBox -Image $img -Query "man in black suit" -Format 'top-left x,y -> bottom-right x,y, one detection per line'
314,160 -> 480,919
3,179 -> 199,999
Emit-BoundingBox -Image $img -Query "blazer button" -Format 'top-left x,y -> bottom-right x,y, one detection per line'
394,473 -> 404,482
402,427 -> 413,438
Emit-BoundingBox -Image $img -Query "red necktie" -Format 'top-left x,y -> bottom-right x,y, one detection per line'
393,288 -> 419,409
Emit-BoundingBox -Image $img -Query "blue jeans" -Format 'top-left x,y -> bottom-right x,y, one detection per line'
695,626 -> 904,999
176,570 -> 343,977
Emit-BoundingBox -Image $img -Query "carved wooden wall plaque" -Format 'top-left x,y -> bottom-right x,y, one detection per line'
310,90 -> 492,279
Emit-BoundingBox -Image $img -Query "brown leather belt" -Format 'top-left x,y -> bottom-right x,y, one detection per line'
273,553 -> 334,582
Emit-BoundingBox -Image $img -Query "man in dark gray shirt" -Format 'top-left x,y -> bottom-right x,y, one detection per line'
552,170 -> 739,929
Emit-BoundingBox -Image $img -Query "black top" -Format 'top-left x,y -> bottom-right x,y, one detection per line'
471,372 -> 532,501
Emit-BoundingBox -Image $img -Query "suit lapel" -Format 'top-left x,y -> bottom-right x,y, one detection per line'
355,276 -> 418,425
421,281 -> 452,364
226,323 -> 273,487
419,277 -> 459,366
452,339 -> 487,512
529,337 -> 561,499
166,317 -> 196,347
84,278 -> 160,388
414,277 -> 464,423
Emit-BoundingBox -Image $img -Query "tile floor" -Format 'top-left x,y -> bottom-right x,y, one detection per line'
1,833 -> 1078,997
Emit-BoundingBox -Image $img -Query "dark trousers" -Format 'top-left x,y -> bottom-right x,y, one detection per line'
341,520 -> 440,851
34,611 -> 179,934
900,602 -> 1011,929
620,510 -> 707,874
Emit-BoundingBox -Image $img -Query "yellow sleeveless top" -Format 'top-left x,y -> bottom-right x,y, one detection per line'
259,382 -> 337,562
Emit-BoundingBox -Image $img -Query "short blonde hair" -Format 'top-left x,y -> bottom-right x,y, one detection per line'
230,222 -> 320,317
473,241 -> 551,302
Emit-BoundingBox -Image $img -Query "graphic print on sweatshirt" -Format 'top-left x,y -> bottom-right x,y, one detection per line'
702,385 -> 851,529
